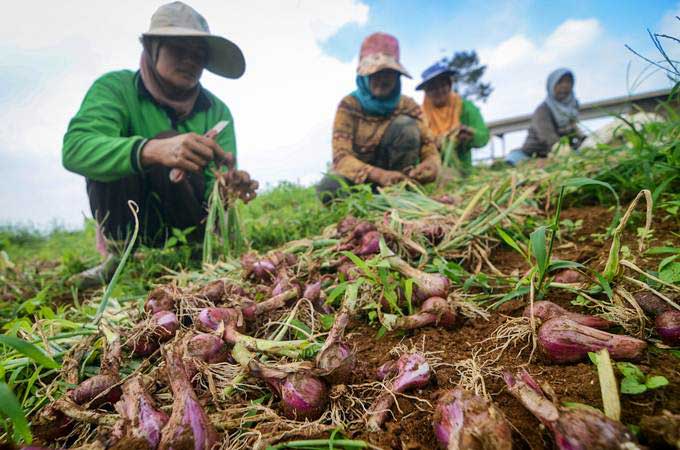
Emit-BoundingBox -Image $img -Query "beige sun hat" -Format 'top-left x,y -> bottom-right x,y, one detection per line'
142,1 -> 245,79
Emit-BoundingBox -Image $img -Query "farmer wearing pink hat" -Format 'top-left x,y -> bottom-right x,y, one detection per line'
317,33 -> 440,203
63,2 -> 256,288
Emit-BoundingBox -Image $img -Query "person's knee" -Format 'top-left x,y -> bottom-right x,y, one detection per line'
389,115 -> 420,148
316,173 -> 347,205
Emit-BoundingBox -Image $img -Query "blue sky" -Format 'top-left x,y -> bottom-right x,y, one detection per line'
0,0 -> 678,229
323,0 -> 676,64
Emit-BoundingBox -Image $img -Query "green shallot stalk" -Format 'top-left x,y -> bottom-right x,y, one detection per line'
93,201 -> 139,325
603,190 -> 651,281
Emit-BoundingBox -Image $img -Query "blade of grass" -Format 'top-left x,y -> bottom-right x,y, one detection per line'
0,336 -> 59,369
0,382 -> 31,444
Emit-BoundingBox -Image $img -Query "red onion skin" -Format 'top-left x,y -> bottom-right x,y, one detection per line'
145,286 -> 177,314
303,281 -> 334,315
69,340 -> 122,407
504,369 -> 638,450
553,269 -> 585,284
250,362 -> 328,421
196,307 -> 243,333
366,352 -> 431,431
316,341 -> 356,384
197,280 -> 226,303
355,231 -> 380,256
376,360 -> 397,381
655,310 -> 680,346
159,344 -> 218,450
186,333 -> 230,364
394,297 -> 457,330
129,311 -> 180,357
337,216 -> 359,235
350,222 -> 376,240
114,376 -> 169,449
523,301 -> 612,329
280,372 -> 329,421
433,388 -> 512,450
538,317 -> 647,363
634,291 -> 672,317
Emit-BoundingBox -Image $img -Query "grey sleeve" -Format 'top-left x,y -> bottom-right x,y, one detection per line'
531,103 -> 560,149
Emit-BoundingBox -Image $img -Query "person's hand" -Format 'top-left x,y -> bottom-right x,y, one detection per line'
408,158 -> 439,184
219,169 -> 259,203
141,132 -> 233,173
457,125 -> 475,144
368,167 -> 407,187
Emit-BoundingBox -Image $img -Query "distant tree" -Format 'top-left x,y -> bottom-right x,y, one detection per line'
440,50 -> 493,102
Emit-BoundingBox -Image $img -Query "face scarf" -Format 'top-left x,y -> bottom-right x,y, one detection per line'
545,68 -> 579,133
139,38 -> 201,120
422,92 -> 462,138
351,75 -> 401,116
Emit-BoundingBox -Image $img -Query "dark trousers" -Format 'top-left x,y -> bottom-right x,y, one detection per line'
86,165 -> 206,247
316,114 -> 421,204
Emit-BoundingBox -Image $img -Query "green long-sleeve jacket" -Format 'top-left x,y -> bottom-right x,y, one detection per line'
62,70 -> 236,199
454,99 -> 489,170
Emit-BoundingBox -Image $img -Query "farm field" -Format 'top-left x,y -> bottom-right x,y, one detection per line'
1,102 -> 679,449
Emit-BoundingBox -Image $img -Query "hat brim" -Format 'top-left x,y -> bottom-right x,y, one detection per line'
357,55 -> 411,79
415,69 -> 455,91
143,27 -> 245,79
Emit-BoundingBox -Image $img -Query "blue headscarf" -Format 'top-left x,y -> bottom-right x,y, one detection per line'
351,75 -> 401,116
545,68 -> 579,132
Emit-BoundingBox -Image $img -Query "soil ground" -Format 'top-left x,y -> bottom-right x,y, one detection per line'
340,205 -> 680,449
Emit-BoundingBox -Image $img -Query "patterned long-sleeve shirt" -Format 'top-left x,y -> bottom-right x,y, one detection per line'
331,94 -> 440,184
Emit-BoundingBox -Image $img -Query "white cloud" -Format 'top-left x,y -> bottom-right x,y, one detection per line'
0,0 -> 368,228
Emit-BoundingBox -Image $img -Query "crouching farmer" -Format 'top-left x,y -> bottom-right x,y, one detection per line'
316,32 -> 441,204
62,2 -> 253,288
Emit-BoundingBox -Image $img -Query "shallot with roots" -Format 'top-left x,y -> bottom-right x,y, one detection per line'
144,286 -> 179,314
69,340 -> 122,407
538,317 -> 647,363
433,388 -> 512,450
633,291 -> 672,317
315,300 -> 356,384
241,252 -> 297,283
655,310 -> 680,346
523,301 -> 612,329
303,281 -> 334,314
159,343 -> 218,450
248,360 -> 329,420
197,307 -> 244,333
127,310 -> 180,357
386,254 -> 450,302
113,376 -> 169,449
366,352 -> 431,431
393,296 -> 458,330
186,333 -> 230,364
504,369 -> 640,450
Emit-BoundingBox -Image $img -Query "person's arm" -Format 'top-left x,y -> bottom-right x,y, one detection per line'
461,100 -> 489,148
62,73 -> 145,181
531,103 -> 560,149
331,99 -> 374,184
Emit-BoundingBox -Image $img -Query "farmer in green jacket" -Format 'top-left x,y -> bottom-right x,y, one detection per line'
418,61 -> 489,174
63,1 -> 255,288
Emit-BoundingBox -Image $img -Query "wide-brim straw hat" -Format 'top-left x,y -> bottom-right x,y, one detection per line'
142,1 -> 245,79
357,32 -> 411,78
